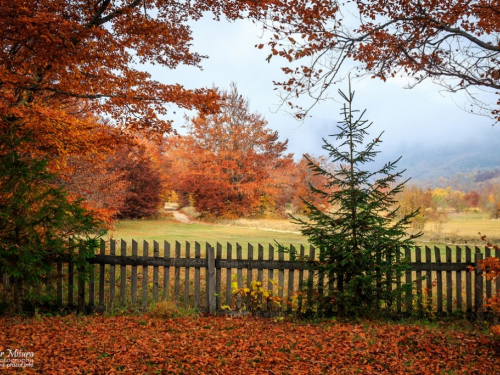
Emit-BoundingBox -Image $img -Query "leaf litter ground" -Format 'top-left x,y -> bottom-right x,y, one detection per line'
1,315 -> 499,374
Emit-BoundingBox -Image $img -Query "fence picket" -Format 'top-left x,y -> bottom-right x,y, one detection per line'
486,246 -> 492,301
163,241 -> 170,301
247,244 -> 254,308
466,246 -> 472,313
206,244 -> 216,314
184,242 -> 190,308
298,245 -> 305,313
194,242 -> 201,309
307,246 -> 315,310
121,240 -> 127,305
174,241 -> 181,304
98,239 -> 105,310
153,241 -> 159,303
109,239 -> 116,307
142,241 -> 149,311
226,243 -> 232,307
475,252 -> 484,319
415,246 -> 422,311
131,240 -> 138,306
278,248 -> 285,300
435,247 -> 442,314
456,246 -> 462,311
425,246 -> 432,310
216,243 -> 222,311
237,243 -> 243,310
14,242 -> 500,318
405,247 -> 412,312
446,246 -> 452,313
268,245 -> 274,293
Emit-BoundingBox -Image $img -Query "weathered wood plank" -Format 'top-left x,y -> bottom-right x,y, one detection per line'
268,245 -> 274,292
163,241 -> 170,301
456,246 -> 462,311
318,247 -> 324,305
98,239 -> 105,310
298,245 -> 305,313
287,244 -> 295,313
257,244 -> 264,284
131,240 -> 138,306
174,241 -> 181,304
425,246 -> 432,310
194,242 -> 201,309
89,255 -> 316,270
153,241 -> 159,303
496,248 -> 500,300
141,241 -> 149,310
120,239 -> 127,305
475,252 -> 484,318
225,243 -> 232,307
109,239 -> 116,307
184,242 -> 190,308
466,246 -> 472,312
88,260 -> 95,310
216,243 -> 222,311
68,245 -> 75,307
246,244 -> 254,308
435,247 -> 442,314
396,247 -> 402,314
206,244 -> 216,314
237,243 -> 243,310
307,246 -> 315,310
405,247 -> 412,312
446,246 -> 453,313
77,243 -> 85,313
485,246 -> 492,301
415,246 -> 422,311
278,248 -> 285,299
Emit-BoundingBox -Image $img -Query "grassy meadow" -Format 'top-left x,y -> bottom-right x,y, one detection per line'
110,210 -> 500,250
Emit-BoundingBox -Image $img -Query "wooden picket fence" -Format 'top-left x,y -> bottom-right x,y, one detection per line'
1,240 -> 498,318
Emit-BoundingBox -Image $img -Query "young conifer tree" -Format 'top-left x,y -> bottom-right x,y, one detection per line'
289,81 -> 421,317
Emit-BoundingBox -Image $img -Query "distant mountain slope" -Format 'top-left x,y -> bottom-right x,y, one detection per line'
369,135 -> 500,188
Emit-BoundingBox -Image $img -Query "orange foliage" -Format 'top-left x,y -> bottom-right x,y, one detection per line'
166,84 -> 292,218
0,315 -> 498,374
291,154 -> 332,214
257,0 -> 500,119
0,0 -> 276,225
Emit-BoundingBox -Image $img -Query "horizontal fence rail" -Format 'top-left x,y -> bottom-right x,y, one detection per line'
2,241 -> 498,318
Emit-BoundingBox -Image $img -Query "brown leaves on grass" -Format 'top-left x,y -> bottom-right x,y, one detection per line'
1,315 -> 499,374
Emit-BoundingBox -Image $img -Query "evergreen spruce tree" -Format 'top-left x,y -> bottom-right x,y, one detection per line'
288,82 -> 421,317
0,130 -> 106,312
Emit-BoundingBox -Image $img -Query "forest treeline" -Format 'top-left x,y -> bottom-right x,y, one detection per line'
59,85 -> 500,226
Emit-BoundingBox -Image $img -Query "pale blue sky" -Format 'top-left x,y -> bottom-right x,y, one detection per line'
143,17 -> 499,161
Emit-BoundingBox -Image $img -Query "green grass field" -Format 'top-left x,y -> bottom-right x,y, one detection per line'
109,216 -> 309,249
109,211 -> 500,252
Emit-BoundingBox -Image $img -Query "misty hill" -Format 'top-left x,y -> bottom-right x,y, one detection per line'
370,134 -> 500,189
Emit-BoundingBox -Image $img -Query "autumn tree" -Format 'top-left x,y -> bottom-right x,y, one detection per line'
257,0 -> 500,120
114,143 -> 165,219
396,185 -> 428,230
282,82 -> 420,317
0,0 -> 279,310
167,84 -> 292,218
291,154 -> 333,214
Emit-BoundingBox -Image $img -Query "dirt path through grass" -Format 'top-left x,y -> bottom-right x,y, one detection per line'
172,210 -> 191,223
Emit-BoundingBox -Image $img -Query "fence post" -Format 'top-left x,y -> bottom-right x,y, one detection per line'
206,244 -> 216,315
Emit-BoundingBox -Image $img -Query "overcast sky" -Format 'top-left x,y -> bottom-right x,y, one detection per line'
144,17 -> 500,162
